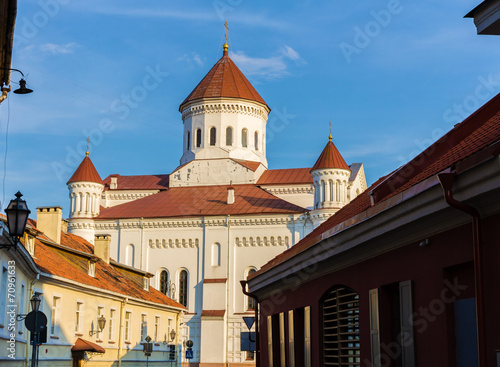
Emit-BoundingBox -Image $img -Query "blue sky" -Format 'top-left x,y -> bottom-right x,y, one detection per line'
1,0 -> 499,217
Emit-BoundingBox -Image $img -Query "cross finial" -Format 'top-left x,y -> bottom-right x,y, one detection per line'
329,121 -> 332,141
223,20 -> 229,53
86,137 -> 90,157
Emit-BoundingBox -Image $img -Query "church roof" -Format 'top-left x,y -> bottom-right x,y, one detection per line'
257,168 -> 313,185
311,137 -> 350,171
97,184 -> 306,219
180,49 -> 268,110
103,174 -> 169,191
67,155 -> 103,185
252,91 -> 500,278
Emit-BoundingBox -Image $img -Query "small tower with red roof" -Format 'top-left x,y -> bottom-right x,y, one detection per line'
67,150 -> 104,219
310,133 -> 353,227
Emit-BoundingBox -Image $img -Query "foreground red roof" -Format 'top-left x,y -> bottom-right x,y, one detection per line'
98,184 -> 306,219
180,49 -> 268,110
103,174 -> 169,190
67,156 -> 103,185
257,168 -> 313,185
254,92 -> 500,276
311,137 -> 350,171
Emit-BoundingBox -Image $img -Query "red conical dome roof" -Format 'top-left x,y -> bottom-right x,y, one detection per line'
67,155 -> 103,185
311,136 -> 350,171
180,49 -> 268,111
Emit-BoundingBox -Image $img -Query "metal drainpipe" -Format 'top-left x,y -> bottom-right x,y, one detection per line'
438,172 -> 487,366
240,280 -> 260,367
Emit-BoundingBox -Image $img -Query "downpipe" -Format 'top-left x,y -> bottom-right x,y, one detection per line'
240,280 -> 260,367
438,172 -> 486,366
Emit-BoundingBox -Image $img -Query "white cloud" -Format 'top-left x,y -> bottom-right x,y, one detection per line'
280,45 -> 301,61
177,53 -> 205,68
230,51 -> 288,79
40,42 -> 78,55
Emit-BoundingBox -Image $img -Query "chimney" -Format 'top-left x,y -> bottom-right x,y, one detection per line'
227,187 -> 235,205
36,207 -> 62,244
94,234 -> 111,264
110,176 -> 118,190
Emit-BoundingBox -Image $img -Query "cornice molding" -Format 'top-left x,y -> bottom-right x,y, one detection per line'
181,101 -> 268,122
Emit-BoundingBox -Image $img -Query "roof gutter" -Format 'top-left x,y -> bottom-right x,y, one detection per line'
438,172 -> 486,367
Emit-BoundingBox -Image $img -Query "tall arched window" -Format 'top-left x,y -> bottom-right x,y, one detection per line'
186,131 -> 191,150
321,180 -> 326,203
254,131 -> 259,150
159,270 -> 169,295
247,268 -> 257,310
242,128 -> 248,147
126,244 -> 135,267
211,243 -> 221,267
196,129 -> 202,148
179,270 -> 188,307
226,126 -> 233,146
321,286 -> 360,366
210,127 -> 216,146
329,180 -> 334,201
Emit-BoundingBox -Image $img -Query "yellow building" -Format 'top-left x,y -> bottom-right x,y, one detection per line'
0,206 -> 185,366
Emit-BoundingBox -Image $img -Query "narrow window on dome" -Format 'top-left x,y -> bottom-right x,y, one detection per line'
196,128 -> 202,148
210,127 -> 216,146
186,131 -> 191,150
242,128 -> 248,148
254,131 -> 259,150
226,126 -> 233,146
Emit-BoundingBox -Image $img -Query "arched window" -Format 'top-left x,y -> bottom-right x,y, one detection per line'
211,243 -> 221,267
186,131 -> 191,150
336,180 -> 341,202
321,286 -> 360,366
179,270 -> 188,307
242,128 -> 248,147
196,128 -> 202,148
126,244 -> 135,267
226,126 -> 233,146
254,131 -> 259,150
321,180 -> 326,203
329,180 -> 334,201
210,127 -> 216,146
247,268 -> 257,310
159,270 -> 169,294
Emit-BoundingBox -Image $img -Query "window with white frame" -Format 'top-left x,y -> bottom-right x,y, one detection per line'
154,316 -> 160,342
141,314 -> 147,341
109,309 -> 116,341
50,295 -> 62,336
75,301 -> 84,334
124,311 -> 132,342
179,270 -> 188,307
0,265 -> 7,325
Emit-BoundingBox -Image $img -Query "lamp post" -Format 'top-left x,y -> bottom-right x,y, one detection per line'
169,329 -> 176,367
30,293 -> 41,367
2,191 -> 31,249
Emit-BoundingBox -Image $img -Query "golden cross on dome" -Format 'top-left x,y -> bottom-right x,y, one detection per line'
329,121 -> 332,141
86,137 -> 90,157
223,20 -> 229,52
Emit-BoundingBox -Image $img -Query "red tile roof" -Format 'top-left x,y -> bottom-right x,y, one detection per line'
257,168 -> 313,185
180,50 -> 268,110
232,159 -> 262,172
103,174 -> 169,191
97,184 -> 306,219
27,221 -> 185,309
67,156 -> 103,185
254,92 -> 500,276
71,338 -> 105,353
311,137 -> 350,171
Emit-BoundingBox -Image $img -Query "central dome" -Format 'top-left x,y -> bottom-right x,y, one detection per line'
179,49 -> 268,111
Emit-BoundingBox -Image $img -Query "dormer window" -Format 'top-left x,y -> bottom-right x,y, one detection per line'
27,236 -> 35,256
143,277 -> 150,291
88,260 -> 96,277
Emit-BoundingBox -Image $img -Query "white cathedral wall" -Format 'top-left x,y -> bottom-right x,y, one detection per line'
101,189 -> 160,208
260,184 -> 315,210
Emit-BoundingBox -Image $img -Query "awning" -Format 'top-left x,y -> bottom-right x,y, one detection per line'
71,338 -> 105,353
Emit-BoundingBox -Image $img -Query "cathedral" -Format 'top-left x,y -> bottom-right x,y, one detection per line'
66,39 -> 366,366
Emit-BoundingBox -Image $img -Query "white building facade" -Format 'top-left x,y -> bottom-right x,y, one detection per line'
66,41 -> 367,366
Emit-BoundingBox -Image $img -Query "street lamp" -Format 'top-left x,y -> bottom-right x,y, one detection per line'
1,68 -> 34,94
170,329 -> 176,342
89,315 -> 106,336
2,191 -> 31,249
30,293 -> 41,312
